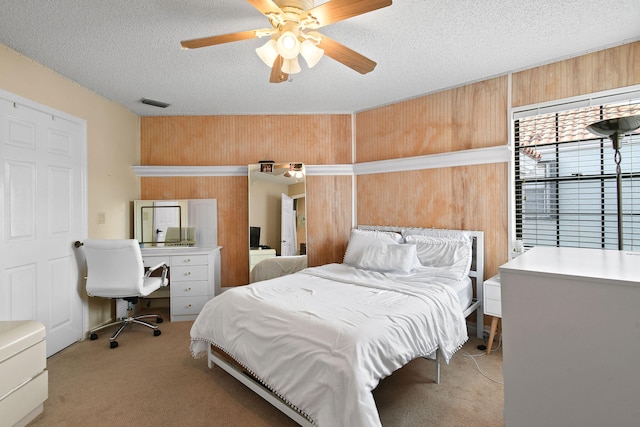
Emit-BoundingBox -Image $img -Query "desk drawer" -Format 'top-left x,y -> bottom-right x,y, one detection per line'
485,298 -> 502,317
485,284 -> 501,300
171,296 -> 208,316
172,254 -> 208,266
171,265 -> 208,281
0,369 -> 47,427
0,340 -> 46,397
170,280 -> 209,297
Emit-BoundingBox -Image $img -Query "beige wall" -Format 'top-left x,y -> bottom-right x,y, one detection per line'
249,178 -> 288,252
0,44 -> 140,328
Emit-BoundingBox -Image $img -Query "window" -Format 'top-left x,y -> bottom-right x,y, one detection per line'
513,92 -> 640,251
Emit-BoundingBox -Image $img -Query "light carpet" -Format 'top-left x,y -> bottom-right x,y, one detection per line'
29,312 -> 504,426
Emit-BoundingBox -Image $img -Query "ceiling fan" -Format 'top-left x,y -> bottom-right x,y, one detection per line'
180,0 -> 392,83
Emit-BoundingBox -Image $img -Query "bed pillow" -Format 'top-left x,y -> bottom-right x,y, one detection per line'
343,229 -> 402,267
354,228 -> 404,243
404,234 -> 473,280
354,243 -> 418,274
402,228 -> 471,242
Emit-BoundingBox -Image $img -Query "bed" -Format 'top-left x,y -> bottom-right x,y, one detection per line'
190,226 -> 484,427
249,254 -> 308,283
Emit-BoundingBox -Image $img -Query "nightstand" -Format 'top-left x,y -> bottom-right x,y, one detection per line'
483,274 -> 502,355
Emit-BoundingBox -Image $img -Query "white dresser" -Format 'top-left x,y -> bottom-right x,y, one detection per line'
0,320 -> 47,427
142,246 -> 221,322
500,246 -> 640,427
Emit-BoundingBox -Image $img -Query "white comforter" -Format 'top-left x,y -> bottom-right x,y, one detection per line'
190,263 -> 468,427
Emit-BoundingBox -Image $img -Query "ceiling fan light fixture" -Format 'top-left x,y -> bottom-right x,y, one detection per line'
281,57 -> 301,75
180,0 -> 393,83
284,163 -> 305,179
256,39 -> 278,67
300,39 -> 324,68
276,31 -> 300,59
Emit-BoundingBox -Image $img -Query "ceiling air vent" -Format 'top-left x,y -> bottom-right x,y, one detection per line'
140,98 -> 170,108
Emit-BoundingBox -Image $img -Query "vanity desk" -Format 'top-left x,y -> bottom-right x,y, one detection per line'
141,246 -> 221,322
133,198 -> 221,322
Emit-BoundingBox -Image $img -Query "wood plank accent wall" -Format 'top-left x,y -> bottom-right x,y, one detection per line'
139,41 -> 638,293
356,164 -> 508,280
140,115 -> 352,286
512,41 -> 640,107
355,76 -> 508,162
355,76 -> 510,279
141,115 -> 352,165
141,176 -> 247,285
306,175 -> 353,267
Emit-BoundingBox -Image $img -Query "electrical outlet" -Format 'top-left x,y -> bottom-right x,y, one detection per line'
97,212 -> 106,224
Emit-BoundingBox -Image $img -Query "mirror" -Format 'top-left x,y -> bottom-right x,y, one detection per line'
133,200 -> 196,247
248,163 -> 307,272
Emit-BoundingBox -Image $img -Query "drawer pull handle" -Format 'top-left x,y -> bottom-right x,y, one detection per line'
186,287 -> 191,292
186,272 -> 191,276
184,258 -> 191,263
186,304 -> 192,308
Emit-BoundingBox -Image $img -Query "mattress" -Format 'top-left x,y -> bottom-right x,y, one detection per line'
452,276 -> 473,309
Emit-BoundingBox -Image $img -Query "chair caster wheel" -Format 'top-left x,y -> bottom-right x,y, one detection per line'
154,329 -> 161,337
90,333 -> 98,340
156,317 -> 163,323
110,341 -> 118,349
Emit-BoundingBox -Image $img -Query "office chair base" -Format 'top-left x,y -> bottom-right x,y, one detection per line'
88,312 -> 163,348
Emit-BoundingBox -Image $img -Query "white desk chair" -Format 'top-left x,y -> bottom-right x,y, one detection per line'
81,239 -> 168,348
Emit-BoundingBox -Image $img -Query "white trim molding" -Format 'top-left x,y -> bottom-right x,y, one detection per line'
132,146 -> 511,178
132,164 -> 355,177
306,164 -> 353,176
354,145 -> 511,175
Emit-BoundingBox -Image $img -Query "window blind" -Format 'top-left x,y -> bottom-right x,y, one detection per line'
514,97 -> 640,251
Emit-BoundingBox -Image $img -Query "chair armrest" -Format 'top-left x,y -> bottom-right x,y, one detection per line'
145,262 -> 169,285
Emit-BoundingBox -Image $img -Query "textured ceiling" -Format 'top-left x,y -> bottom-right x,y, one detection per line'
1,0 -> 639,116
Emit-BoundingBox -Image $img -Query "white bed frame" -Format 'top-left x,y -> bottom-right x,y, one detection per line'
207,226 -> 484,427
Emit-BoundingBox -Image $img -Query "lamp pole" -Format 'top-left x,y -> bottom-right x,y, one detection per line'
586,115 -> 640,251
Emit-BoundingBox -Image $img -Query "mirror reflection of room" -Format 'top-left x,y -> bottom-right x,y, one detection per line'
248,162 -> 307,278
133,200 -> 196,247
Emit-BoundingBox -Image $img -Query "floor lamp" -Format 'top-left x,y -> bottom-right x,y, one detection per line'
586,114 -> 640,250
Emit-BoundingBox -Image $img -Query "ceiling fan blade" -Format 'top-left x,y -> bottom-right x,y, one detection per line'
300,0 -> 392,29
181,29 -> 270,49
269,56 -> 289,83
247,0 -> 284,17
315,33 -> 377,74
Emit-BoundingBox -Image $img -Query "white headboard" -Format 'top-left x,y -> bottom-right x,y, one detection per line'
358,225 -> 484,339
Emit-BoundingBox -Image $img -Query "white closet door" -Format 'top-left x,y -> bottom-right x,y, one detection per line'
0,95 -> 86,356
281,193 -> 296,256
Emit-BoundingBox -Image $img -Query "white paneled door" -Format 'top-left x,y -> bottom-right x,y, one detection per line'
281,193 -> 296,256
0,93 -> 86,356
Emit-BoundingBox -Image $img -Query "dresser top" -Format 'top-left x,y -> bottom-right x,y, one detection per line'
140,245 -> 221,255
0,320 -> 46,362
500,246 -> 640,287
